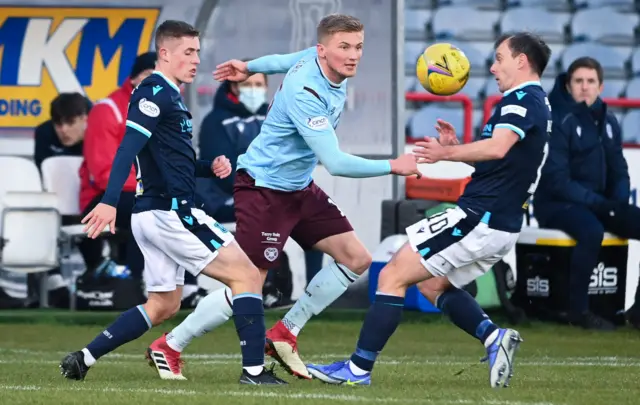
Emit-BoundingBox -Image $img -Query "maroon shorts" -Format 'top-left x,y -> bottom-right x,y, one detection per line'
233,170 -> 353,269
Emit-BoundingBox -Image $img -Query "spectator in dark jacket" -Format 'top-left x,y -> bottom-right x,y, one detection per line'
196,75 -> 269,220
534,57 -> 640,330
34,93 -> 91,170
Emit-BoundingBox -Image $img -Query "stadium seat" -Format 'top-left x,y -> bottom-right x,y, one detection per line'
505,0 -> 572,11
630,48 -> 640,76
0,130 -> 35,158
436,0 -> 502,10
404,9 -> 431,41
0,156 -> 60,307
406,76 -> 418,92
621,110 -> 640,143
408,105 -> 464,142
600,79 -> 628,98
541,75 -> 556,93
432,7 -> 501,41
574,0 -> 636,11
561,43 -> 629,79
571,8 -> 638,46
41,156 -> 83,216
501,8 -> 570,44
405,41 -> 426,72
484,78 -> 500,97
458,77 -> 487,100
626,77 -> 640,97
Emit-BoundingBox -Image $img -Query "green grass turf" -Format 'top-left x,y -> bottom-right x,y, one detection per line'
0,309 -> 639,405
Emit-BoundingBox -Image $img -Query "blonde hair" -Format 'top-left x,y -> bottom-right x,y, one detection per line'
317,14 -> 364,42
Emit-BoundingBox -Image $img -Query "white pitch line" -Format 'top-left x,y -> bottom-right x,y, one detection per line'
0,348 -> 639,368
0,384 -> 557,405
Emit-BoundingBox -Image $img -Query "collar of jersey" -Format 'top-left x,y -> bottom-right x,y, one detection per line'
314,58 -> 343,89
152,70 -> 181,93
503,80 -> 542,97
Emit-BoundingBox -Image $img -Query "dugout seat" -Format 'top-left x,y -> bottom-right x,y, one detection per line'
39,156 -> 109,241
571,7 -> 638,46
0,156 -> 61,307
432,7 -> 501,41
501,8 -> 570,44
513,227 -> 628,324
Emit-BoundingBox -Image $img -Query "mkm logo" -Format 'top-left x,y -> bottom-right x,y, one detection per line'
0,7 -> 160,128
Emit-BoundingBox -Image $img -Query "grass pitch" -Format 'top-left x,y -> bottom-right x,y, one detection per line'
0,309 -> 639,405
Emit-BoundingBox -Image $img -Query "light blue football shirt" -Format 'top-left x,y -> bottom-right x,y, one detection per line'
236,48 -> 390,191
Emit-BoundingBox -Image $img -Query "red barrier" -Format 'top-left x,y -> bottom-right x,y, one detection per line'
405,92 -> 474,144
483,95 -> 640,148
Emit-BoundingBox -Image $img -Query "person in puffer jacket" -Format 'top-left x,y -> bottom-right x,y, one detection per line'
534,57 -> 640,330
196,75 -> 269,220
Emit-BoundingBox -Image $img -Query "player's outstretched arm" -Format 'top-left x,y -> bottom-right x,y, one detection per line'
290,90 -> 420,178
213,47 -> 316,82
413,128 -> 519,164
247,47 -> 315,74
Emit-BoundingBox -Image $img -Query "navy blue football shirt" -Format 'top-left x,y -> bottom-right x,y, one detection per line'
101,71 -> 212,212
457,81 -> 551,232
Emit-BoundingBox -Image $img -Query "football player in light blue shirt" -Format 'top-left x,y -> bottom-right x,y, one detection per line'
148,14 -> 420,381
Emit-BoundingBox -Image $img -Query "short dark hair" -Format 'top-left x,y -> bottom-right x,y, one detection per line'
566,57 -> 603,84
155,20 -> 199,50
494,32 -> 552,77
50,93 -> 89,125
317,14 -> 364,42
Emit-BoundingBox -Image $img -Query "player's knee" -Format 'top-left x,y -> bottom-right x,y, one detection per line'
144,294 -> 181,325
417,277 -> 450,302
377,260 -> 405,293
340,248 -> 372,275
231,254 -> 262,293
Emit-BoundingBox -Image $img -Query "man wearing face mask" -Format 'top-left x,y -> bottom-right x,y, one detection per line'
534,57 -> 640,330
196,72 -> 269,221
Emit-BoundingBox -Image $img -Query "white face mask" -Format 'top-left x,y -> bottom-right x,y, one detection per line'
238,87 -> 267,113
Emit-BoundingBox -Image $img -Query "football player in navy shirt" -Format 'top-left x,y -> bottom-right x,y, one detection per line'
308,32 -> 551,389
60,20 -> 285,385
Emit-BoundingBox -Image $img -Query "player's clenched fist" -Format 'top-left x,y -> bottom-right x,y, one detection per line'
413,137 -> 448,164
390,153 -> 422,178
212,155 -> 232,179
81,203 -> 116,239
213,60 -> 250,82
